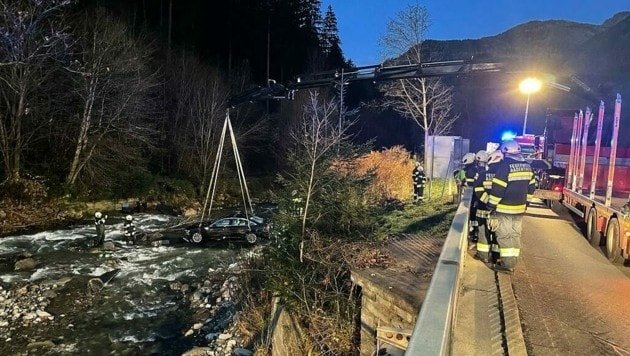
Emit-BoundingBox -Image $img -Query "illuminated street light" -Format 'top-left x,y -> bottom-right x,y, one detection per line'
519,77 -> 542,135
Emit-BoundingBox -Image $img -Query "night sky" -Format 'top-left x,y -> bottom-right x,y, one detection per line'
323,0 -> 629,65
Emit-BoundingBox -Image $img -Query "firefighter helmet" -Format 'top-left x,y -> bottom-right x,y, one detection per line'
500,140 -> 521,155
475,150 -> 489,163
462,153 -> 476,165
125,215 -> 133,221
95,212 -> 102,219
487,150 -> 504,165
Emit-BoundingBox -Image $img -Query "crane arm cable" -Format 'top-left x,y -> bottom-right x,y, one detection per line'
200,111 -> 229,225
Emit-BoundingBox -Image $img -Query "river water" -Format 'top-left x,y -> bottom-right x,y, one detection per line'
0,213 -> 249,355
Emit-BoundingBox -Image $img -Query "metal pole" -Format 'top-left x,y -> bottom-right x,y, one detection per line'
522,94 -> 530,135
339,69 -> 344,131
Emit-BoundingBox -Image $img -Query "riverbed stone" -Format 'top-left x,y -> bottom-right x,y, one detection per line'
233,348 -> 253,356
218,333 -> 232,340
182,346 -> 212,356
26,340 -> 55,350
23,312 -> 36,320
205,332 -> 218,341
15,258 -> 37,271
103,241 -> 116,251
36,310 -> 51,318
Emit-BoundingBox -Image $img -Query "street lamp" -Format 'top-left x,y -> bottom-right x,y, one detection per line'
519,77 -> 542,135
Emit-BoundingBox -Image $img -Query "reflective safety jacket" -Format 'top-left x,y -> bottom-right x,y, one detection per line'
463,164 -> 477,187
479,163 -> 499,205
486,155 -> 535,214
473,165 -> 490,218
412,167 -> 427,185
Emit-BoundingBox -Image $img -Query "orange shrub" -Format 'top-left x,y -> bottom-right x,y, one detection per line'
355,146 -> 416,202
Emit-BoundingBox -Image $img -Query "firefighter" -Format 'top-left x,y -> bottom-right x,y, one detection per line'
461,152 -> 477,187
469,150 -> 489,247
94,211 -> 107,247
459,152 -> 479,242
454,152 -> 475,202
412,162 -> 427,203
486,141 -> 536,274
474,150 -> 503,262
123,215 -> 136,245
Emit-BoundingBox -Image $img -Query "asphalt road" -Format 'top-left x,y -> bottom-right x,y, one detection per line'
513,201 -> 630,355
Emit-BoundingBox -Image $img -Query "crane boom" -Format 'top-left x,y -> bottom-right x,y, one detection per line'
228,59 -> 504,108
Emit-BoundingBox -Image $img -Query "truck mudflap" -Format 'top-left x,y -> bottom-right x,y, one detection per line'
533,189 -> 563,200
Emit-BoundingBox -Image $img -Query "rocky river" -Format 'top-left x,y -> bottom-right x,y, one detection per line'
0,213 -> 258,355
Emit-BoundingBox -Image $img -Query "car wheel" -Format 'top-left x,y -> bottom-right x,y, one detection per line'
191,232 -> 203,244
245,233 -> 257,244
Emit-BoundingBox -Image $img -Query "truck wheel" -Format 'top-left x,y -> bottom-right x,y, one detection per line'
245,233 -> 257,244
192,232 -> 203,244
605,218 -> 624,264
586,209 -> 601,247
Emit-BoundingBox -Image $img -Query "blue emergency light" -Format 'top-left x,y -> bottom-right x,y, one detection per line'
501,131 -> 517,141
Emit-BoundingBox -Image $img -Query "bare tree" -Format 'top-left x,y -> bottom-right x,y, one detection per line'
0,0 -> 73,183
379,3 -> 459,164
282,90 -> 357,261
64,8 -> 159,187
168,55 -> 228,189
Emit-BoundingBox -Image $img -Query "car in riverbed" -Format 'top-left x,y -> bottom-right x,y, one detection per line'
183,214 -> 271,245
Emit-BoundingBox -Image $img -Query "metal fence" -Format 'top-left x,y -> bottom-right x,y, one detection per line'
405,187 -> 471,355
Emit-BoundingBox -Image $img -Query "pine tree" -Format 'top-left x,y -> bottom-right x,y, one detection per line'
320,5 -> 344,69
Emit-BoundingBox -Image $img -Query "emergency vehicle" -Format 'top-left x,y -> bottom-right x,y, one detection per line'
542,95 -> 629,264
488,133 -> 544,160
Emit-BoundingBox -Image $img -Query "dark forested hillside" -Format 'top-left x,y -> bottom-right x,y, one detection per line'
0,0 -> 349,199
81,0 -> 344,84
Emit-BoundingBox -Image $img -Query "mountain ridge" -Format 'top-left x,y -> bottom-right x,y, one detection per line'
415,11 -> 630,149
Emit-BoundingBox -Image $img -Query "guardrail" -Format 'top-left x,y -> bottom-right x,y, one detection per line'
405,187 -> 472,355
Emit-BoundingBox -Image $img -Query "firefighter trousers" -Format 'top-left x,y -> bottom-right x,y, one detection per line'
495,213 -> 523,269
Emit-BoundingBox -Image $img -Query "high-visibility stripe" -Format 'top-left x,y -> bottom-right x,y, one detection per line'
508,173 -> 532,181
488,195 -> 501,205
491,244 -> 499,252
477,243 -> 490,252
476,210 -> 489,218
492,177 -> 508,187
499,247 -> 521,257
496,203 -> 527,213
480,192 -> 489,203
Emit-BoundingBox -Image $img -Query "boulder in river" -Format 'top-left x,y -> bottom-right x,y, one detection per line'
15,257 -> 38,271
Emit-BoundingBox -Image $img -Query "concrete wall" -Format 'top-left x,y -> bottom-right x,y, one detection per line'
351,271 -> 420,355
